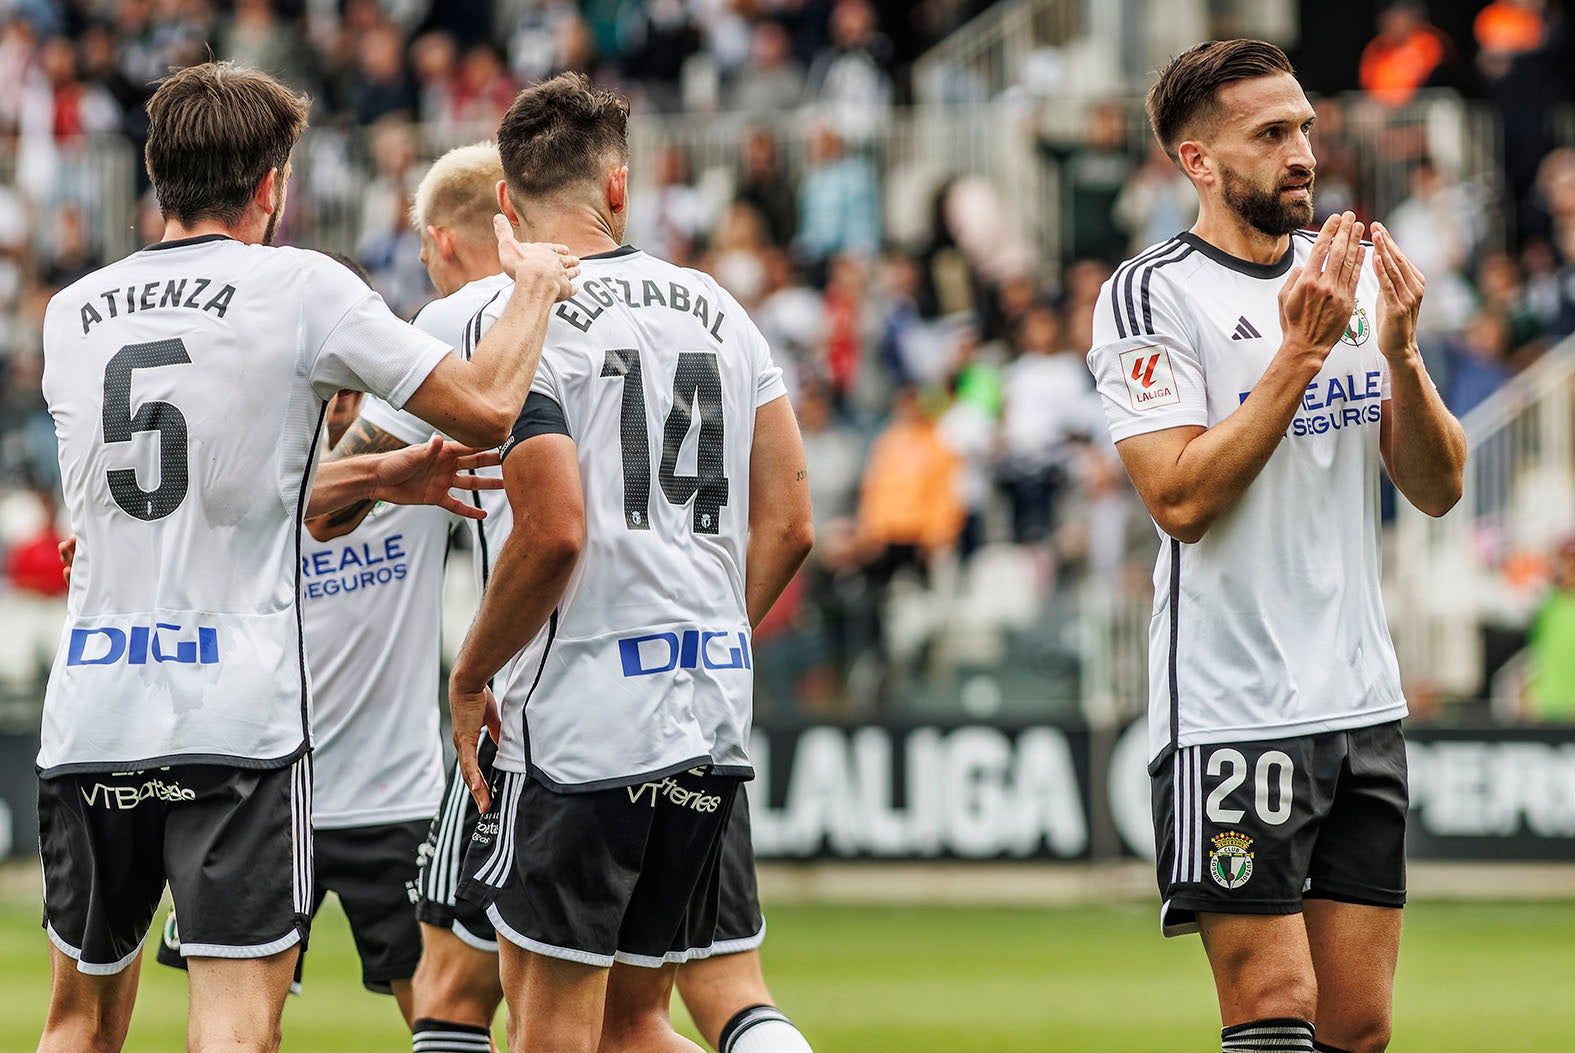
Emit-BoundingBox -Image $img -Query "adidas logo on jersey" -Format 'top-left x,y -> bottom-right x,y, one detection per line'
1230,316 -> 1262,340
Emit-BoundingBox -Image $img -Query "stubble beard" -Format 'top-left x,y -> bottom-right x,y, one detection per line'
1221,166 -> 1315,237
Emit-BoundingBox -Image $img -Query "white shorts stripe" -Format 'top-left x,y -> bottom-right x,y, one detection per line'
291,755 -> 313,915
1170,751 -> 1183,884
1190,746 -> 1204,883
475,772 -> 523,888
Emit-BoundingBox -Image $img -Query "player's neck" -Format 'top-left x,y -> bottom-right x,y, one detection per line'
522,208 -> 621,261
1189,210 -> 1289,267
161,217 -> 253,245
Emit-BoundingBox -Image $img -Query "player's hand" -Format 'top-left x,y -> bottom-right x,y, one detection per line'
370,437 -> 505,519
450,676 -> 501,811
494,216 -> 579,302
1277,211 -> 1365,364
1370,221 -> 1426,361
59,535 -> 77,585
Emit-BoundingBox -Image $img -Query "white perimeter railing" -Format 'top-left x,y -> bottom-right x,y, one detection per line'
1388,343 -> 1575,699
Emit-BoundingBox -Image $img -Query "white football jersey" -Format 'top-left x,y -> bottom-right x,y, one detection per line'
311,273 -> 511,826
478,246 -> 786,789
302,499 -> 449,827
1087,231 -> 1409,764
39,235 -> 451,775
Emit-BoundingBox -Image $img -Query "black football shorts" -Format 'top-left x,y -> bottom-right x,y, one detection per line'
157,817 -> 428,993
415,739 -> 499,951
1152,720 -> 1408,937
457,766 -> 740,967
712,789 -> 765,954
40,757 -> 312,973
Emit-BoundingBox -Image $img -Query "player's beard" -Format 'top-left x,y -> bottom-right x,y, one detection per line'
1220,165 -> 1315,237
262,177 -> 286,246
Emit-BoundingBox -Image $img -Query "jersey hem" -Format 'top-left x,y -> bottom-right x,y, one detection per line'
503,754 -> 720,794
36,741 -> 310,779
1149,701 -> 1409,765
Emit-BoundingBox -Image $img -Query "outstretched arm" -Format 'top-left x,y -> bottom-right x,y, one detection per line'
304,437 -> 502,525
399,220 -> 580,447
305,415 -> 411,541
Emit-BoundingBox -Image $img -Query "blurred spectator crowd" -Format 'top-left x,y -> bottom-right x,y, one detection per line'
0,0 -> 1572,719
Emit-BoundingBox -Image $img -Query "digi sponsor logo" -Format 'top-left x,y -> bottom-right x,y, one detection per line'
618,629 -> 752,677
1118,345 -> 1181,411
67,624 -> 218,667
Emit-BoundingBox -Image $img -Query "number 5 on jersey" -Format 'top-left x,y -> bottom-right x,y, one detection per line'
601,348 -> 729,535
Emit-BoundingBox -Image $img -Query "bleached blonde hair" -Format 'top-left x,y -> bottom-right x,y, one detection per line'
409,141 -> 505,244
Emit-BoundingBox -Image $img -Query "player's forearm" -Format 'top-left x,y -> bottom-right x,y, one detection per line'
1383,347 -> 1466,517
1158,349 -> 1322,541
305,418 -> 410,540
304,457 -> 380,521
745,523 -> 814,628
450,530 -> 580,691
448,273 -> 560,447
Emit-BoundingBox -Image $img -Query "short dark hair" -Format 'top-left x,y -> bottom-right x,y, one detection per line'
497,72 -> 630,201
1145,40 -> 1295,163
145,62 -> 311,225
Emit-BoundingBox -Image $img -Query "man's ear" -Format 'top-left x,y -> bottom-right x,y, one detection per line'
1177,140 -> 1212,186
496,179 -> 522,227
255,166 -> 281,214
429,225 -> 458,262
607,164 -> 629,215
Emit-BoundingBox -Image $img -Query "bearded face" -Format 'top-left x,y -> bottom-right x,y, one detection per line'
1220,162 -> 1315,237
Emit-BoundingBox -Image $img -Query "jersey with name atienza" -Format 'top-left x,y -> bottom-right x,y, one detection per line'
1087,231 -> 1408,765
478,246 -> 786,790
38,236 -> 450,775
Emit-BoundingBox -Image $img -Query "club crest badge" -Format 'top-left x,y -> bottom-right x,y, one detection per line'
1209,831 -> 1255,890
1341,300 -> 1370,346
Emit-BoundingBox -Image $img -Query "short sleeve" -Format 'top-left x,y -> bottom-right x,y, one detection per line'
752,321 -> 788,407
304,253 -> 452,409
500,392 -> 571,462
695,271 -> 786,407
1086,271 -> 1208,443
356,394 -> 433,446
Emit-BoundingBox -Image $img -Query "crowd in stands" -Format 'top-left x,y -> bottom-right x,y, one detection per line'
0,0 -> 1572,717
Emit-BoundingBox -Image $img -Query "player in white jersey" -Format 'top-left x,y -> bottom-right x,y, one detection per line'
445,74 -> 814,1053
35,62 -> 578,1053
1087,41 -> 1465,1053
151,255 -> 454,1025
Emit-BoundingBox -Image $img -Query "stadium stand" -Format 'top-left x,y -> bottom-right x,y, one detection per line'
0,0 -> 1572,735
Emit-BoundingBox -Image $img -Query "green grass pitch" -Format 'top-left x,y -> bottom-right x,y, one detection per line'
2,895 -> 1573,1050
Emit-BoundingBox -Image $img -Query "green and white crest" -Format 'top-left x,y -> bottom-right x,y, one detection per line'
1208,831 -> 1255,890
1341,300 -> 1370,346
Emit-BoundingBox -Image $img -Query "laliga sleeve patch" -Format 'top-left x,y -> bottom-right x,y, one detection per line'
1118,345 -> 1182,411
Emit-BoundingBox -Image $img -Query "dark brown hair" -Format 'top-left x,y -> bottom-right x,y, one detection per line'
144,62 -> 311,225
497,72 -> 630,201
1146,40 -> 1295,163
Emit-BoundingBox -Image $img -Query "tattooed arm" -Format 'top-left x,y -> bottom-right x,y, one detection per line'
305,414 -> 412,541
744,395 -> 814,627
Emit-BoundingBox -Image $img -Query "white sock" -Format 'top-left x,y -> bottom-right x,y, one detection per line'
719,1005 -> 814,1053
